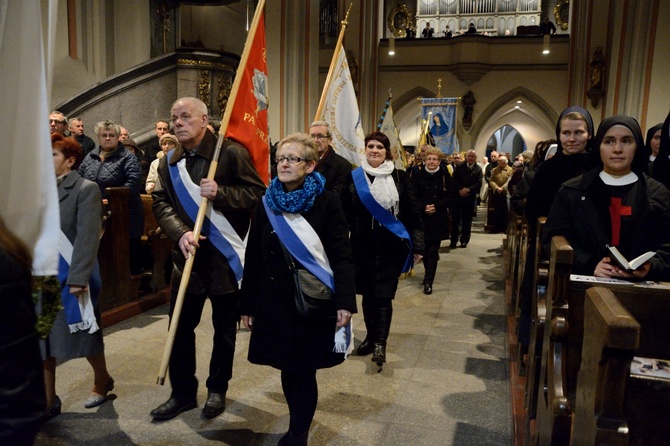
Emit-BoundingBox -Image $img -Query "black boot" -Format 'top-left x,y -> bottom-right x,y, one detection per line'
278,429 -> 308,446
356,304 -> 376,356
371,307 -> 393,365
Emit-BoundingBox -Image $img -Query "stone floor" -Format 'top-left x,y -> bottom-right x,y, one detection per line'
35,210 -> 512,445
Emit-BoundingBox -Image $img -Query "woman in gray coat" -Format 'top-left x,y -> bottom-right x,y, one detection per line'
42,133 -> 113,420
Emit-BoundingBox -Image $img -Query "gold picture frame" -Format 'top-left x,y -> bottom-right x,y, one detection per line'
387,3 -> 415,38
554,0 -> 569,31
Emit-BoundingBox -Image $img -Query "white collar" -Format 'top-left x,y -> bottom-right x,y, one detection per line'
599,171 -> 638,186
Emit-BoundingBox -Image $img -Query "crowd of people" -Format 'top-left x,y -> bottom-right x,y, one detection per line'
5,98 -> 669,445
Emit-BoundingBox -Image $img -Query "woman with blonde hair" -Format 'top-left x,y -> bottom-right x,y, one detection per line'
241,133 -> 356,445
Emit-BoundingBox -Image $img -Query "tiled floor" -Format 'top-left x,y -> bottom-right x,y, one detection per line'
35,211 -> 512,445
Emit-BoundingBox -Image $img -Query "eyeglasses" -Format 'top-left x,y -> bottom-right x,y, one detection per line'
275,155 -> 305,165
310,134 -> 330,141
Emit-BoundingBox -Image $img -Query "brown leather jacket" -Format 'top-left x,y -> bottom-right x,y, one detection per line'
152,130 -> 265,295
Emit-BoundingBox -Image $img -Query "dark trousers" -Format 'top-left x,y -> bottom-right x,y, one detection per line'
423,239 -> 441,285
450,199 -> 475,244
168,289 -> 240,400
281,369 -> 318,435
490,191 -> 508,232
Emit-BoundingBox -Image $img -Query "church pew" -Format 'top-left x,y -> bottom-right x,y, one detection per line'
524,217 -> 548,436
572,281 -> 670,446
97,187 -> 132,312
572,286 -> 639,445
140,194 -> 172,292
535,235 -> 573,446
97,188 -> 170,322
535,236 -> 670,445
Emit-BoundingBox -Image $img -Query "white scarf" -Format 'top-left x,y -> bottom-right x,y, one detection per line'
425,165 -> 439,174
361,158 -> 399,216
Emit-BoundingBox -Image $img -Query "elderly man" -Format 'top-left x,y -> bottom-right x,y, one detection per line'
450,150 -> 482,248
68,117 -> 96,156
49,111 -> 68,135
308,120 -> 352,195
488,155 -> 514,233
151,97 -> 264,421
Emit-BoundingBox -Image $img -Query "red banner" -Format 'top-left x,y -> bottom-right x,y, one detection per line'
225,10 -> 270,184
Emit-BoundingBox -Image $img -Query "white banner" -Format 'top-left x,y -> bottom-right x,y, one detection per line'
0,0 -> 60,275
378,101 -> 407,170
320,46 -> 365,165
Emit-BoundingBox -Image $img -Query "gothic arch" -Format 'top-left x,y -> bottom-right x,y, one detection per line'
469,86 -> 558,146
393,86 -> 436,112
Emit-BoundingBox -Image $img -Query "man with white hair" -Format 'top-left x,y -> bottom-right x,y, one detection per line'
151,97 -> 265,421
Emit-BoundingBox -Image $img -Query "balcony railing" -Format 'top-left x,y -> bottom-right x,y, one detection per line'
415,0 -> 541,36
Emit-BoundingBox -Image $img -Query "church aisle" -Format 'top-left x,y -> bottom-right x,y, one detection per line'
36,209 -> 512,445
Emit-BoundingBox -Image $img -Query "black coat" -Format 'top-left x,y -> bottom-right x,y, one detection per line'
451,162 -> 483,203
543,169 -> 670,280
0,247 -> 45,445
240,190 -> 356,371
412,166 -> 451,241
525,152 -> 588,223
152,131 -> 266,295
316,147 -> 352,196
343,168 -> 424,296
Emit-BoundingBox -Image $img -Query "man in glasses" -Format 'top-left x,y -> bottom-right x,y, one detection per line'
308,120 -> 352,196
49,111 -> 69,136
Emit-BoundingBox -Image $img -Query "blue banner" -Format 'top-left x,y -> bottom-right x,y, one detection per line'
421,98 -> 460,155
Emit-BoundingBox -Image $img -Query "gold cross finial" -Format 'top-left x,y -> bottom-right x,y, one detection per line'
437,78 -> 443,98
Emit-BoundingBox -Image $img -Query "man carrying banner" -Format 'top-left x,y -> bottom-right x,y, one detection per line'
151,97 -> 265,421
309,120 -> 352,195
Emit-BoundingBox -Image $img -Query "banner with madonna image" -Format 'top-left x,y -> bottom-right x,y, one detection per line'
421,98 -> 460,155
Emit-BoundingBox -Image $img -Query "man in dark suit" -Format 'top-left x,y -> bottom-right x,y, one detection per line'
309,121 -> 352,196
450,150 -> 483,248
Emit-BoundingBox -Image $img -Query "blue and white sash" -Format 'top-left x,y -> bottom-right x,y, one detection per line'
169,156 -> 247,283
262,196 -> 334,291
352,167 -> 413,273
58,231 -> 100,334
263,197 -> 353,357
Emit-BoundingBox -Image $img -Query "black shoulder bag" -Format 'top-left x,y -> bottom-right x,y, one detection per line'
277,240 -> 335,319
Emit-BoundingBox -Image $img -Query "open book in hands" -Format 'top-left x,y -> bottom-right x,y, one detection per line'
607,245 -> 655,272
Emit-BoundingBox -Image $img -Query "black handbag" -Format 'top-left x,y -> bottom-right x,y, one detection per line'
278,240 -> 335,319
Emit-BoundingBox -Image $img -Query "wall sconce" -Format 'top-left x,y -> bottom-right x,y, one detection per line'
542,34 -> 550,54
389,36 -> 395,56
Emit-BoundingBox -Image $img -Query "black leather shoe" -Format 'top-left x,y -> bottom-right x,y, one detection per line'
357,337 -> 374,356
460,242 -> 468,248
202,392 -> 226,419
372,342 -> 387,364
150,397 -> 197,421
44,396 -> 62,422
449,242 -> 457,248
423,284 -> 432,295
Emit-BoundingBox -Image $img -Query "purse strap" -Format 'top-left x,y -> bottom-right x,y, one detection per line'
277,237 -> 297,272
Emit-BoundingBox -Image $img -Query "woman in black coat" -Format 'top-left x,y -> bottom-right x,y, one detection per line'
240,133 -> 356,446
342,132 -> 424,366
411,146 -> 450,294
543,115 -> 670,280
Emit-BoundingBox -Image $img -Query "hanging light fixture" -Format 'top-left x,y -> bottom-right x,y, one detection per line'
389,36 -> 395,56
542,34 -> 550,54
